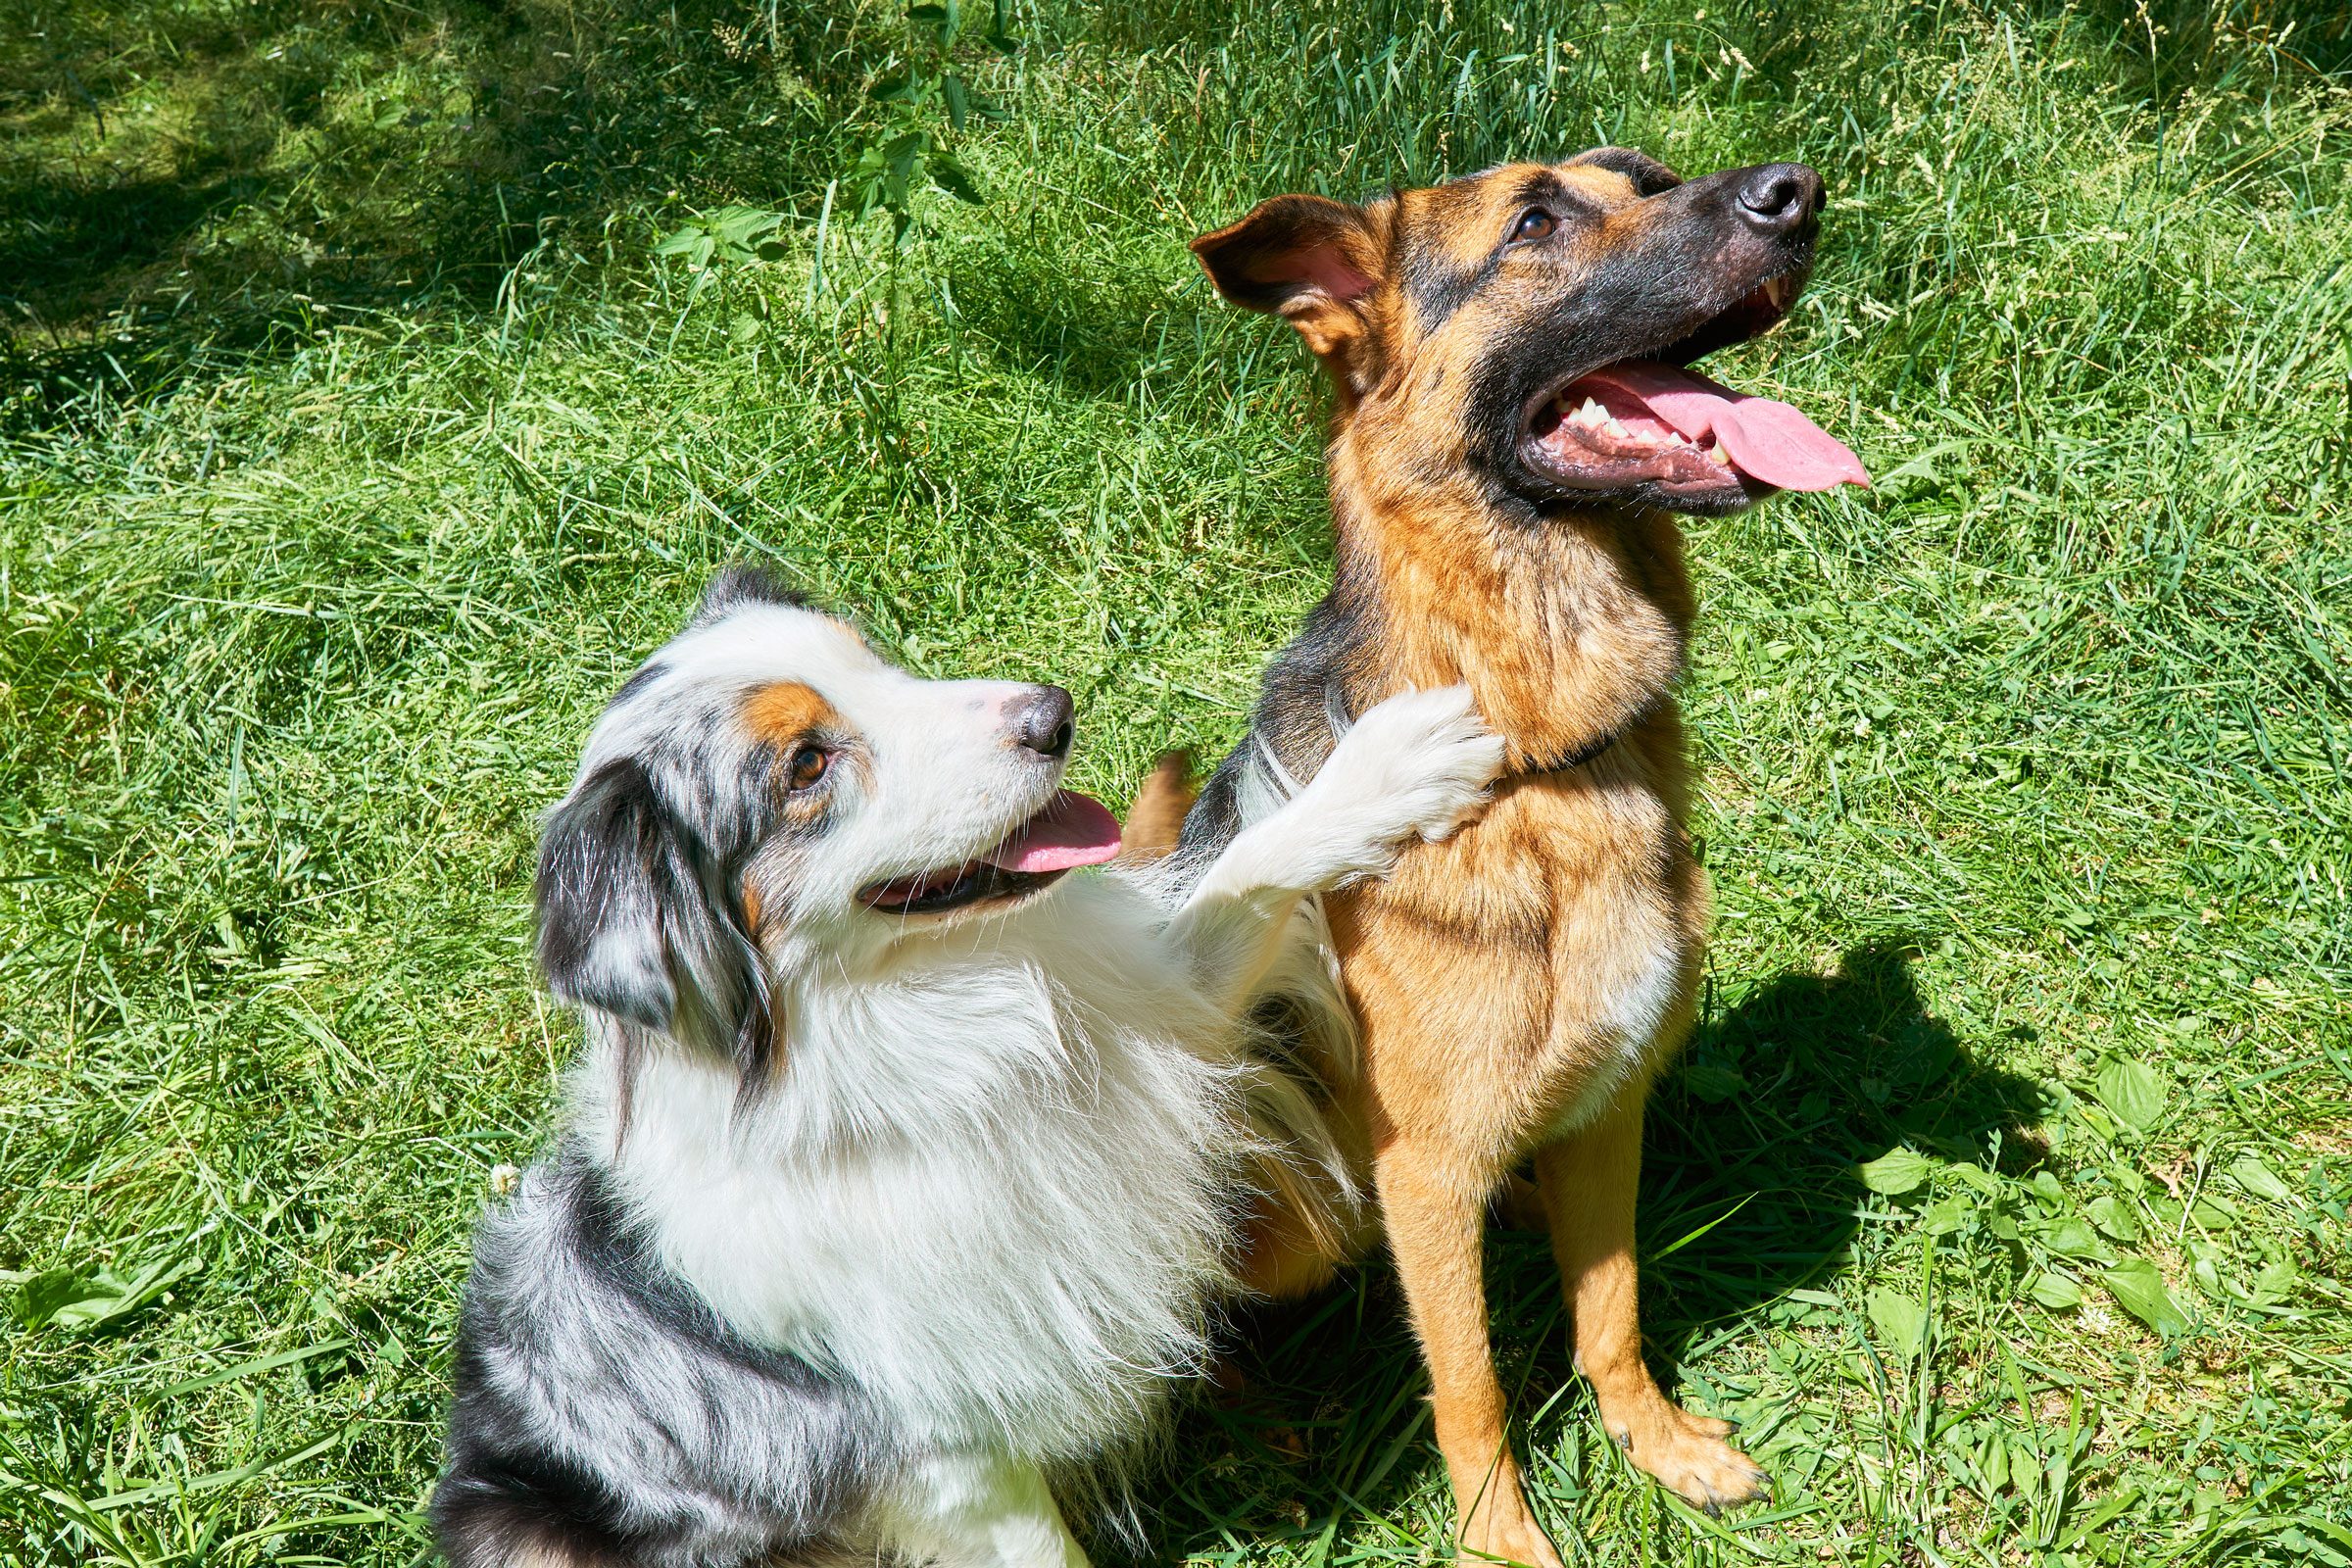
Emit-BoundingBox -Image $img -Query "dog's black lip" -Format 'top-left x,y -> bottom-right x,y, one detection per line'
1514,261 -> 1810,440
858,860 -> 1069,916
1508,259 -> 1812,506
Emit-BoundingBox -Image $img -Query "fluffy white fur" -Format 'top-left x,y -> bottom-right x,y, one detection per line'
438,577 -> 1501,1568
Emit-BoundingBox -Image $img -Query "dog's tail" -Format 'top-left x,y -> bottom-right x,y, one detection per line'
1114,750 -> 1196,865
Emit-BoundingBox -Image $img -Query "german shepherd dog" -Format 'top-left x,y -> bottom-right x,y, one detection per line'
1165,151 -> 1869,1564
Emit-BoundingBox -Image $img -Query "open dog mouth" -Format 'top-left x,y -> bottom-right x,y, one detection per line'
1522,272 -> 1870,502
858,790 -> 1123,917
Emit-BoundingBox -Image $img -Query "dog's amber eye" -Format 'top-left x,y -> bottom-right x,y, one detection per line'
1510,208 -> 1557,244
786,744 -> 830,792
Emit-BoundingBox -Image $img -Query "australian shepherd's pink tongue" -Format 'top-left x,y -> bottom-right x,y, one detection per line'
984,790 -> 1123,873
1581,361 -> 1872,492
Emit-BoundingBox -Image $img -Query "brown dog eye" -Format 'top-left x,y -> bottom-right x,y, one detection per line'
786,744 -> 830,792
1511,208 -> 1557,243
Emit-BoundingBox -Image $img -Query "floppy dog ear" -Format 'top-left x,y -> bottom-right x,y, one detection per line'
535,759 -> 774,1077
1192,194 -> 1383,364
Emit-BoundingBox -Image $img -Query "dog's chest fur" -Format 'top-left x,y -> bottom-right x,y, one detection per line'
578,876 -> 1245,1462
1331,721 -> 1703,1158
1273,491 -> 1707,1167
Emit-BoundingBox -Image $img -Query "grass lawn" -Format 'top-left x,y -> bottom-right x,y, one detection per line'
4,0 -> 2350,1561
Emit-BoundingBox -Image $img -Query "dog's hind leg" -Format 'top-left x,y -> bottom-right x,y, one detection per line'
1114,751 -> 1195,865
1535,1097 -> 1768,1515
1489,1172 -> 1547,1232
870,1451 -> 1089,1568
1376,1138 -> 1564,1568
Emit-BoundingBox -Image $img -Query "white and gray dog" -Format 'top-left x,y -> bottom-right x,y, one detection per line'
432,568 -> 1503,1568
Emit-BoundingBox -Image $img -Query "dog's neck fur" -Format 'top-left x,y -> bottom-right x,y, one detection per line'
1325,435 -> 1694,776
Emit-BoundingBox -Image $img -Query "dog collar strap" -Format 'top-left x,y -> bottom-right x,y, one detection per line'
1520,693 -> 1669,775
1325,680 -> 1647,779
1521,728 -> 1622,775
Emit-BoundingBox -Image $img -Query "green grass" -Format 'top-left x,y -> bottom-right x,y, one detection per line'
4,0 -> 2350,1562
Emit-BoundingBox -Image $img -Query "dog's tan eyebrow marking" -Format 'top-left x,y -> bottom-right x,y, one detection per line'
1556,165 -> 1635,206
742,680 -> 843,746
1566,146 -> 1682,195
1405,169 -> 1592,330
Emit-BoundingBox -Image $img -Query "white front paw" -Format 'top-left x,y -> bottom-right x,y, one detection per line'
1306,685 -> 1504,873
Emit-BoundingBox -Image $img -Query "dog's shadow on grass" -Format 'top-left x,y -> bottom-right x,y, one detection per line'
1146,940 -> 2050,1559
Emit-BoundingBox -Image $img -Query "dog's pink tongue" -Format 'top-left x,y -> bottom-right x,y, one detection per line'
1580,361 -> 1871,491
984,791 -> 1123,873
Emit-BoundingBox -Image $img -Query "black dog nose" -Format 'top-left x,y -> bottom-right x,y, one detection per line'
1009,685 -> 1075,759
1735,164 -> 1824,233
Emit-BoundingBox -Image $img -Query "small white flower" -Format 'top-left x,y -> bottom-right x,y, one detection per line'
489,1163 -> 521,1198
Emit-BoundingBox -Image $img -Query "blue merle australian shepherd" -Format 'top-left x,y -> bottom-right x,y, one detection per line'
431,568 -> 1502,1568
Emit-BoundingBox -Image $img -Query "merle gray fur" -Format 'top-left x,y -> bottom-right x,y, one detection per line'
433,1152 -> 894,1568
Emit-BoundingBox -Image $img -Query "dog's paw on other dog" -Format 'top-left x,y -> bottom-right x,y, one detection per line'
429,566 -> 1501,1568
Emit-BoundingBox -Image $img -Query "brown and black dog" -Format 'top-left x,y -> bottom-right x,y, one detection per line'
1158,150 -> 1868,1564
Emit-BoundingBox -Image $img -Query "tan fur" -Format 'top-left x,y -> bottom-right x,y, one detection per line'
1115,751 -> 1196,865
741,679 -> 842,748
1196,159 -> 1768,1562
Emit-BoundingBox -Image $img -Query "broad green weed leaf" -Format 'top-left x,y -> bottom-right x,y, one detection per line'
2086,1194 -> 2140,1242
1982,1434 -> 2011,1492
1923,1193 -> 1975,1235
1859,1147 -> 1936,1195
12,1267 -> 110,1328
2103,1258 -> 2191,1338
1949,1162 -> 2004,1196
2227,1153 -> 2293,1202
1683,1061 -> 1746,1103
2092,1059 -> 2167,1132
11,1252 -> 198,1332
1867,1288 -> 1927,1356
2042,1215 -> 2104,1257
2251,1259 -> 2301,1308
2030,1272 -> 2083,1309
929,154 -> 984,204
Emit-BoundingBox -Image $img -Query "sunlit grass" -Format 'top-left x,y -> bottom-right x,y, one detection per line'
3,0 -> 2348,1563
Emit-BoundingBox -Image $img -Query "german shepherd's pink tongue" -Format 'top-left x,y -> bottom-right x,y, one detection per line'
984,791 -> 1123,873
1580,361 -> 1871,491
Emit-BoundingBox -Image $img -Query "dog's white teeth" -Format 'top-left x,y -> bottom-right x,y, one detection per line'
1600,416 -> 1630,438
1563,397 -> 1610,430
1708,442 -> 1733,466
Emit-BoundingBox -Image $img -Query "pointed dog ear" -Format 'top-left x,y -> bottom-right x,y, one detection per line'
1192,194 -> 1383,364
535,758 -> 775,1079
1567,145 -> 1684,196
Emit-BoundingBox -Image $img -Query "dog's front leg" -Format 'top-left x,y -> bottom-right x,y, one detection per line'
872,1450 -> 1090,1568
1164,686 -> 1501,1014
1379,1138 -> 1564,1568
1537,1098 -> 1769,1515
